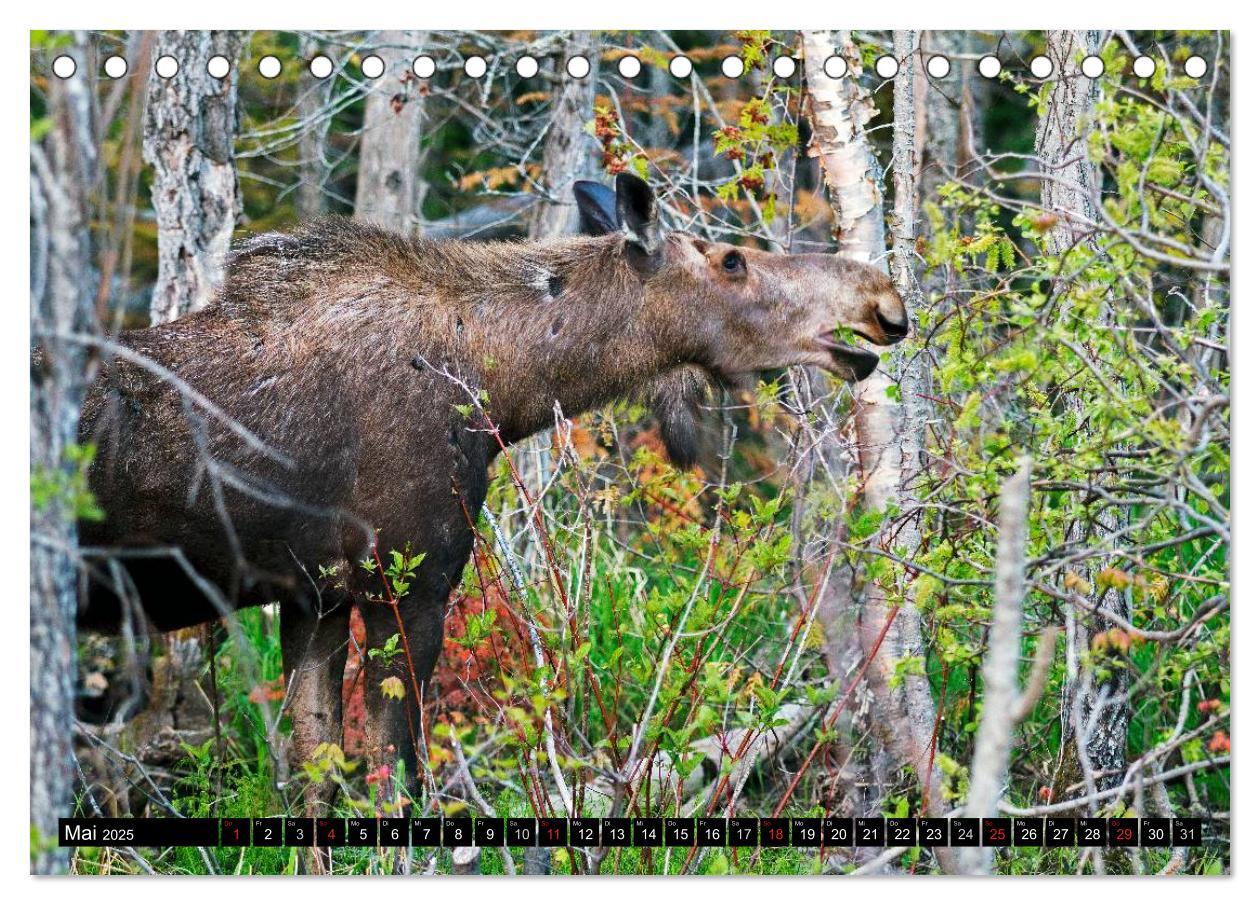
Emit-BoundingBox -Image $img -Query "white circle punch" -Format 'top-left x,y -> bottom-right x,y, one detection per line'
206,55 -> 230,79
669,55 -> 693,78
155,55 -> 179,79
874,55 -> 898,79
259,55 -> 282,79
978,55 -> 1001,78
1132,55 -> 1156,78
52,55 -> 77,78
1029,55 -> 1053,79
515,56 -> 539,78
103,55 -> 128,79
773,55 -> 796,78
926,55 -> 950,79
309,55 -> 333,79
721,55 -> 743,78
566,55 -> 590,79
1184,55 -> 1207,79
412,55 -> 436,79
618,55 -> 642,79
1081,55 -> 1105,79
464,56 -> 487,79
822,55 -> 847,79
360,55 -> 384,79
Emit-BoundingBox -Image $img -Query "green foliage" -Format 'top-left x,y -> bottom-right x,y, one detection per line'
31,442 -> 105,521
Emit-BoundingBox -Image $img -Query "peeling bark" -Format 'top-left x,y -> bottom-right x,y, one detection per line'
804,29 -> 955,873
802,31 -> 883,263
143,30 -> 242,324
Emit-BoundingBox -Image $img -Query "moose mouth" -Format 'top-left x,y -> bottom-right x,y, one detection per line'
814,333 -> 880,382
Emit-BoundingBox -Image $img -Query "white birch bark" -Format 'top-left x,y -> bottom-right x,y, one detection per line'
804,29 -> 955,873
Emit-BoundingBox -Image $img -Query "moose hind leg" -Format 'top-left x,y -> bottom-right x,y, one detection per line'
280,599 -> 352,814
359,598 -> 444,801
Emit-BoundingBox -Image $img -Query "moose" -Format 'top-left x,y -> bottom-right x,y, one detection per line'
77,173 -> 908,809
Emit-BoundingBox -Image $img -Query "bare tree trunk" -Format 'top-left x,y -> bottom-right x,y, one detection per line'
527,32 -> 598,240
804,30 -> 955,873
297,33 -> 334,221
140,29 -> 243,784
144,30 -> 242,324
513,31 -> 599,572
30,33 -> 97,874
1037,32 -> 1103,256
960,459 -> 1031,875
354,31 -> 428,234
1036,30 -> 1130,800
914,31 -> 966,207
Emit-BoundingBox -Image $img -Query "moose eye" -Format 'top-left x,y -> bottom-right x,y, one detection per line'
721,250 -> 745,274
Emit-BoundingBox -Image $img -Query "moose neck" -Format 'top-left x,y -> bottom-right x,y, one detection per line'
443,236 -> 692,444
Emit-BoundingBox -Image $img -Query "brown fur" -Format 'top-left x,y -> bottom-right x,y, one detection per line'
77,181 -> 906,808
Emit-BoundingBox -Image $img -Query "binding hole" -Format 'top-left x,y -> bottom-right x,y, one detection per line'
413,55 -> 436,78
978,55 -> 1002,78
155,55 -> 179,79
309,55 -> 333,79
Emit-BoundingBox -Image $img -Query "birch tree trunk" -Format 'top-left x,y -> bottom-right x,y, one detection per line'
1036,30 -> 1131,799
144,30 -> 242,324
354,31 -> 428,234
804,30 -> 955,873
30,34 -> 97,873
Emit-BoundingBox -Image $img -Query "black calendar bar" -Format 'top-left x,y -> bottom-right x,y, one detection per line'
58,816 -> 1206,848
59,817 -> 220,847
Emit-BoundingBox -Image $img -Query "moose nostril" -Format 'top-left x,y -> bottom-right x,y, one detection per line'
877,311 -> 909,341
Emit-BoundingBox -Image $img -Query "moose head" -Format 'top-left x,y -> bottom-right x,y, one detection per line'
573,173 -> 909,464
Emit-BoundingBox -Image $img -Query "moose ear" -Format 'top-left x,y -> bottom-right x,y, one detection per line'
573,181 -> 619,236
615,172 -> 663,259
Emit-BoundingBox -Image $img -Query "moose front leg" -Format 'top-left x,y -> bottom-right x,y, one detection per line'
359,597 -> 444,804
280,599 -> 352,814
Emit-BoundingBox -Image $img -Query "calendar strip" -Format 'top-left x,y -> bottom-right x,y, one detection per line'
59,816 -> 1203,849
